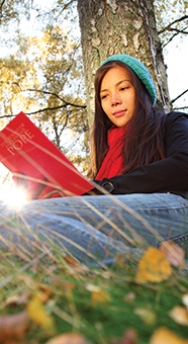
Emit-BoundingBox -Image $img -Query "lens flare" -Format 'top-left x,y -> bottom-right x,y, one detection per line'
0,185 -> 27,208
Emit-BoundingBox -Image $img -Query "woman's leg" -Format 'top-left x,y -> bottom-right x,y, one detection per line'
0,206 -> 136,267
1,193 -> 188,264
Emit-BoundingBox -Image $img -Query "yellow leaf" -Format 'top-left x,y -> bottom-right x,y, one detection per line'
136,247 -> 172,283
134,308 -> 156,325
44,332 -> 90,344
149,327 -> 188,344
27,295 -> 55,333
91,289 -> 110,306
169,306 -> 188,326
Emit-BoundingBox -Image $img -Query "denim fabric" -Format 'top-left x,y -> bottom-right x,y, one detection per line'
0,193 -> 188,265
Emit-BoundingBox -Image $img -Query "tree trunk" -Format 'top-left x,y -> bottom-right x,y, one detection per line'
77,0 -> 171,127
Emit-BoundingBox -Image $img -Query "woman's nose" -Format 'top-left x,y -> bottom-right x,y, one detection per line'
111,93 -> 121,105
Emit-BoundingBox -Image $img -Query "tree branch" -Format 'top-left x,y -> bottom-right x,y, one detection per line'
171,89 -> 188,104
0,104 -> 86,120
164,27 -> 188,35
162,31 -> 180,48
173,106 -> 188,111
24,88 -> 86,109
158,15 -> 188,34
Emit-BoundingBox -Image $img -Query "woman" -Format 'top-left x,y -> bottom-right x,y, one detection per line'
2,54 -> 188,266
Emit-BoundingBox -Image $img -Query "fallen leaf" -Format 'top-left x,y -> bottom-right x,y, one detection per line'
115,254 -> 126,267
90,288 -> 110,306
44,332 -> 90,344
86,283 -> 111,305
182,294 -> 188,309
134,308 -> 156,325
1,342 -> 23,344
159,241 -> 185,268
4,291 -> 29,306
36,287 -> 52,303
120,328 -> 138,344
124,292 -> 136,303
169,305 -> 188,326
62,256 -> 86,275
50,277 -> 75,291
86,283 -> 101,292
27,295 -> 55,333
136,247 -> 172,283
110,328 -> 138,344
0,311 -> 30,340
149,326 -> 188,344
64,255 -> 82,268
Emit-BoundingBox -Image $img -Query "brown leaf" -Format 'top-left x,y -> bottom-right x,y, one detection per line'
111,329 -> 138,344
4,292 -> 29,307
0,311 -> 30,340
159,241 -> 185,268
120,328 -> 138,344
149,326 -> 188,344
44,332 -> 90,344
62,256 -> 86,275
136,247 -> 172,283
63,256 -> 84,270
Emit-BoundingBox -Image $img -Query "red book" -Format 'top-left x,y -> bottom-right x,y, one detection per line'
0,112 -> 94,199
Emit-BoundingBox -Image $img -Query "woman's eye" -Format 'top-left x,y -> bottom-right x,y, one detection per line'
120,86 -> 129,91
101,94 -> 108,100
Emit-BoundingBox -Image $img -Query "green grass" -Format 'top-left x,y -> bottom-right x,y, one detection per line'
0,249 -> 188,344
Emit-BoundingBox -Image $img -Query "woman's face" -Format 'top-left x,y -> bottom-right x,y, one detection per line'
100,65 -> 137,127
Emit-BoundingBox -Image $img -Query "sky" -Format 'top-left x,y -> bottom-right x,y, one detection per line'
164,36 -> 188,108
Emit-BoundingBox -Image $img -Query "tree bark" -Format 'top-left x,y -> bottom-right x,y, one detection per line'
77,0 -> 171,127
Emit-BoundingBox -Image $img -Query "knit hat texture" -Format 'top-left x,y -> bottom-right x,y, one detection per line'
101,54 -> 156,105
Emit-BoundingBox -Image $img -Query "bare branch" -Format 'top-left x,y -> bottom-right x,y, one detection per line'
25,88 -> 86,109
163,31 -> 181,48
164,27 -> 188,35
158,15 -> 188,34
171,89 -> 188,104
0,104 -> 85,120
162,26 -> 188,47
0,0 -> 5,9
173,106 -> 188,111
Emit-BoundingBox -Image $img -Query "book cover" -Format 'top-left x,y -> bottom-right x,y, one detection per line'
0,112 -> 94,199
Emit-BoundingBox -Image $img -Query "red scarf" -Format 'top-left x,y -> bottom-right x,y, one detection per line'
96,124 -> 129,180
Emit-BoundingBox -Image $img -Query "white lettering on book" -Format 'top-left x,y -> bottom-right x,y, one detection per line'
0,123 -> 34,156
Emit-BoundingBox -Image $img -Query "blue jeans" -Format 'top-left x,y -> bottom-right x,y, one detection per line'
0,193 -> 188,266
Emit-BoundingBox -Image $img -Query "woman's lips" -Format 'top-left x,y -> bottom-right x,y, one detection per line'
112,110 -> 126,117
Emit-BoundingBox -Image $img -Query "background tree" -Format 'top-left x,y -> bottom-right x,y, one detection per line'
0,14 -> 90,171
77,0 -> 171,127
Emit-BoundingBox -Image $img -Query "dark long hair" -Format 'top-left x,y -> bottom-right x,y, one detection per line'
88,61 -> 166,179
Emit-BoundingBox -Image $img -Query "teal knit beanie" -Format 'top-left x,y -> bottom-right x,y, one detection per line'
101,54 -> 156,105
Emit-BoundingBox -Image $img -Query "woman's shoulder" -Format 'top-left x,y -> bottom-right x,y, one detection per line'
162,110 -> 188,138
164,110 -> 188,123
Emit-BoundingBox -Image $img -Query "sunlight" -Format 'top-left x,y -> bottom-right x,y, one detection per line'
0,185 -> 28,208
